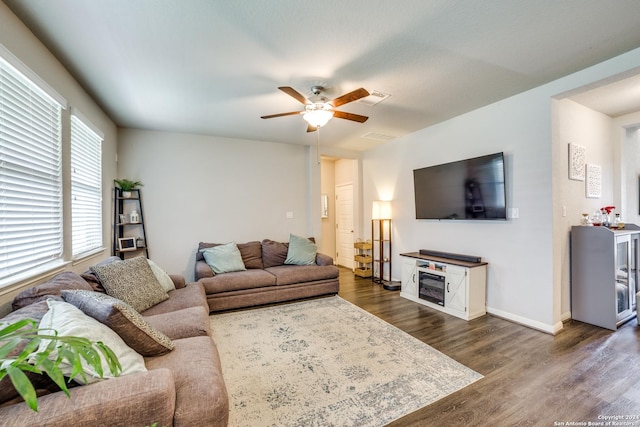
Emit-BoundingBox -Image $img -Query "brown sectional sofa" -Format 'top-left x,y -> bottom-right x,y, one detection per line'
0,257 -> 229,427
195,239 -> 340,312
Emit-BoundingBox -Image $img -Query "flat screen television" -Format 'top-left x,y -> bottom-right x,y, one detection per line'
413,152 -> 507,220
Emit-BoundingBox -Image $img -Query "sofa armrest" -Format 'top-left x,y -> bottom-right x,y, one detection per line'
169,274 -> 186,289
195,260 -> 214,280
0,369 -> 176,427
316,252 -> 334,266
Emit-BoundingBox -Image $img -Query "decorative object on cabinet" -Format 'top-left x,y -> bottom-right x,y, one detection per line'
354,240 -> 372,278
400,251 -> 487,321
113,187 -> 149,259
568,143 -> 586,181
118,237 -> 137,252
570,224 -> 640,330
372,200 -> 400,290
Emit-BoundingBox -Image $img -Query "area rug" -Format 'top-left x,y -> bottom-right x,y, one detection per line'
210,296 -> 482,427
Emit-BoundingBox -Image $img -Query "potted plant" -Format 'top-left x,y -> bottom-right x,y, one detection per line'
0,319 -> 121,412
114,179 -> 143,198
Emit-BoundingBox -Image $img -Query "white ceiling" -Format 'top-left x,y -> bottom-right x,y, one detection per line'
5,0 -> 640,151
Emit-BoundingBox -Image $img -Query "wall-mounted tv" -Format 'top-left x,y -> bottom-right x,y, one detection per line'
413,152 -> 507,220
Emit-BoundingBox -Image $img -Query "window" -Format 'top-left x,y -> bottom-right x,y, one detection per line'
71,110 -> 103,258
0,51 -> 66,282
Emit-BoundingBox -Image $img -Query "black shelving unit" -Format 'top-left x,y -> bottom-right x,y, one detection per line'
113,187 -> 149,259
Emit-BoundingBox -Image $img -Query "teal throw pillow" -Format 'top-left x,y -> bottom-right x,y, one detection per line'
201,242 -> 247,274
285,234 -> 317,265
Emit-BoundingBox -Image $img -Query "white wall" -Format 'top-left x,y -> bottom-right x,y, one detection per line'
0,4 -> 118,314
320,158 -> 336,258
553,99 -> 615,319
117,129 -> 318,280
363,47 -> 640,333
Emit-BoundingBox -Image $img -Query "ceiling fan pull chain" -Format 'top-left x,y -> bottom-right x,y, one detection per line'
316,127 -> 321,165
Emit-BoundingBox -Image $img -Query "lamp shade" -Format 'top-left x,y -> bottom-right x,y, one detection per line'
303,103 -> 334,127
372,200 -> 392,220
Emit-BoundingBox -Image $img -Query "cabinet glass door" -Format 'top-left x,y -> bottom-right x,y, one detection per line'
615,235 -> 632,320
631,235 -> 639,311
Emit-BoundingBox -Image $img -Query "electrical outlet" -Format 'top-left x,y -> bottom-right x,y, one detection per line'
286,211 -> 294,219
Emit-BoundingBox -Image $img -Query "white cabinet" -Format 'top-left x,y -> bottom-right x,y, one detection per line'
445,265 -> 466,313
401,257 -> 418,298
400,253 -> 487,321
570,225 -> 640,330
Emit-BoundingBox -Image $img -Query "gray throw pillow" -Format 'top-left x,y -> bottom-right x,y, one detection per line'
201,242 -> 247,274
90,257 -> 168,312
62,290 -> 174,357
285,234 -> 317,265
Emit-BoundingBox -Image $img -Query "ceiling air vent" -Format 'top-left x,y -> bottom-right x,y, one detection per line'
362,131 -> 396,142
358,90 -> 390,106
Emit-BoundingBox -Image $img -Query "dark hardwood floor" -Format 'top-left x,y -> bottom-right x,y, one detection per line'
337,268 -> 640,426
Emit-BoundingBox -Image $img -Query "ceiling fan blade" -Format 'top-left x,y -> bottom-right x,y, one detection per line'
331,88 -> 370,107
279,86 -> 310,105
261,111 -> 302,119
306,124 -> 318,133
333,110 -> 369,123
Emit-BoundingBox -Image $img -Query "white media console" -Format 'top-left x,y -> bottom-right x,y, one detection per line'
400,251 -> 487,321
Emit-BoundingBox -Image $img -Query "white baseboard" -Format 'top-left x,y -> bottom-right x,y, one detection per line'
487,307 -> 563,335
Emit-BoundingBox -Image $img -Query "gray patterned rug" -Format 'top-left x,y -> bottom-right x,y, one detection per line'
210,296 -> 482,427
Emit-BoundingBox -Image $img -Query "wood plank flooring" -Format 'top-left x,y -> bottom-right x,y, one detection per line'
337,268 -> 640,426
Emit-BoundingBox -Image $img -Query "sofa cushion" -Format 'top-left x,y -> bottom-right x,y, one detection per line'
199,269 -> 277,294
201,242 -> 247,274
61,290 -> 174,357
285,234 -> 318,265
140,283 -> 208,317
144,336 -> 229,427
12,272 -> 93,310
261,239 -> 289,268
197,241 -> 264,269
91,256 -> 168,313
145,306 -> 211,340
265,264 -> 340,286
33,300 -> 147,385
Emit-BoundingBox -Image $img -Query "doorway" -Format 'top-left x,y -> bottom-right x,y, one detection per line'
336,183 -> 354,268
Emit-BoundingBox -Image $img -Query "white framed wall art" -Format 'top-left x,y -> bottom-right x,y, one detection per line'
569,143 -> 586,181
585,164 -> 601,198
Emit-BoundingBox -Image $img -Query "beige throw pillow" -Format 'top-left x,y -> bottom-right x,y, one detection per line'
32,300 -> 146,385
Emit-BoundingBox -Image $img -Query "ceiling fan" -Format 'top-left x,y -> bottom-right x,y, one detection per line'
261,85 -> 370,132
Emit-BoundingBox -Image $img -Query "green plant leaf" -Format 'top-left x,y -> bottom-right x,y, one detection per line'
0,319 -> 36,338
6,365 -> 38,411
1,319 -> 122,412
39,358 -> 71,398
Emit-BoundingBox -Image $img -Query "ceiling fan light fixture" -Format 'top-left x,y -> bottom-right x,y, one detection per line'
303,103 -> 334,127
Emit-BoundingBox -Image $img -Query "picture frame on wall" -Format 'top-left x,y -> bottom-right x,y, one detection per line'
585,164 -> 602,198
569,143 -> 586,181
118,237 -> 137,252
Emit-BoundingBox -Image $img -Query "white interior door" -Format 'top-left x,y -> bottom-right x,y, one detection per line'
336,184 -> 354,268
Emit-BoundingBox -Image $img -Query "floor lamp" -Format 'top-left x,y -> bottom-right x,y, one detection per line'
372,200 -> 400,290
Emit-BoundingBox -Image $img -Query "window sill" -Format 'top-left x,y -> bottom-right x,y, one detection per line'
72,247 -> 106,266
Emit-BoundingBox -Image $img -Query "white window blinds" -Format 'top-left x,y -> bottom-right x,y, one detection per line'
71,111 -> 103,257
0,56 -> 64,281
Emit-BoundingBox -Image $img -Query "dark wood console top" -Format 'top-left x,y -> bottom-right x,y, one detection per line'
400,252 -> 488,268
